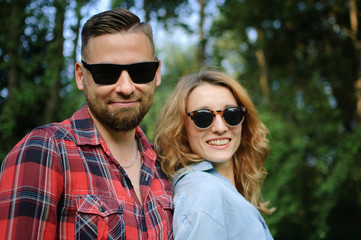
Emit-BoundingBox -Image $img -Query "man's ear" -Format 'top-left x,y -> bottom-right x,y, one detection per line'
75,62 -> 84,90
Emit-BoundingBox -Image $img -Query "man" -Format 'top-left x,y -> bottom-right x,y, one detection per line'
0,8 -> 173,239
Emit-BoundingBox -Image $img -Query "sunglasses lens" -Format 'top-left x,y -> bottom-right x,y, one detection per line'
85,61 -> 159,85
223,107 -> 244,126
192,110 -> 213,129
91,64 -> 121,85
189,107 -> 246,129
128,62 -> 159,84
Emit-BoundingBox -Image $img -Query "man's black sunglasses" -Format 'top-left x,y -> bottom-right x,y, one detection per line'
81,60 -> 159,85
187,106 -> 247,129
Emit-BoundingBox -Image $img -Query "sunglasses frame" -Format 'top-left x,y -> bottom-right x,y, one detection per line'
187,106 -> 247,129
81,59 -> 159,85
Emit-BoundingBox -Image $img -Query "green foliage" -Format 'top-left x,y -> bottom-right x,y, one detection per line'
0,0 -> 360,239
141,40 -> 199,141
0,0 -> 93,159
212,0 -> 361,239
111,0 -> 190,27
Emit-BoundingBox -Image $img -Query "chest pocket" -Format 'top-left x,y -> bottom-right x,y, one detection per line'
152,195 -> 174,239
156,195 -> 174,210
75,195 -> 125,240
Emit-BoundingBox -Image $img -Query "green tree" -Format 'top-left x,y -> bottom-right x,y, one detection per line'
211,0 -> 361,239
1,1 -> 360,238
0,0 -> 52,157
0,0 -> 94,159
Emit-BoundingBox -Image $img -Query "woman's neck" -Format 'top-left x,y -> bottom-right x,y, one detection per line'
213,159 -> 236,187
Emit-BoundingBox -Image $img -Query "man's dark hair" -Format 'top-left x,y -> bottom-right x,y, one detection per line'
81,8 -> 155,59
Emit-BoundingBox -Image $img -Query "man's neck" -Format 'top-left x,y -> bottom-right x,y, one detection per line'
91,113 -> 143,204
88,109 -> 136,153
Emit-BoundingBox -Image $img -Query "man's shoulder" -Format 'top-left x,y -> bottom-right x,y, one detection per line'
5,120 -> 77,157
2,122 -> 75,168
28,105 -> 90,143
31,121 -> 75,142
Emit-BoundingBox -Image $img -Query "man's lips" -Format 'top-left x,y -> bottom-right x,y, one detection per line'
109,101 -> 138,108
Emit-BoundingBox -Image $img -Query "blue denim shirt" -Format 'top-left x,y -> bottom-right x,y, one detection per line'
172,161 -> 273,240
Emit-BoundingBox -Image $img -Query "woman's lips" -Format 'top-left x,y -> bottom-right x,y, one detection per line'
207,138 -> 230,146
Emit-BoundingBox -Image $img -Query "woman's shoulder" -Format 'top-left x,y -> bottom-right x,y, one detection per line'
173,167 -> 225,211
173,162 -> 221,192
176,170 -> 218,189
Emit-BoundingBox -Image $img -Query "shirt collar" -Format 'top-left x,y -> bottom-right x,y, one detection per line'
69,105 -> 101,146
135,126 -> 157,161
172,161 -> 215,187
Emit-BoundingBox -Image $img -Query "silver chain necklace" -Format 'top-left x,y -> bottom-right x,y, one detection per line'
121,140 -> 139,169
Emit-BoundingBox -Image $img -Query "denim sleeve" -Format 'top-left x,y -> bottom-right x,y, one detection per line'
174,211 -> 226,240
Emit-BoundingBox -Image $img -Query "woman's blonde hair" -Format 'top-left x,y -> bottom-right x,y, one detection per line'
154,68 -> 274,214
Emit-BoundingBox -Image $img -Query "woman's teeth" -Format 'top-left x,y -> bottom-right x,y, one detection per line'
208,139 -> 230,146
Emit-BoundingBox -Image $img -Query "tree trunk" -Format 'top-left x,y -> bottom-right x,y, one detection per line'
350,0 -> 361,127
7,0 -> 24,101
255,29 -> 270,103
197,0 -> 206,68
43,0 -> 66,124
72,1 -> 83,64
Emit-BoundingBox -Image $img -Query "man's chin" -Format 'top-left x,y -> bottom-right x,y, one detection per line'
106,120 -> 141,132
103,111 -> 144,132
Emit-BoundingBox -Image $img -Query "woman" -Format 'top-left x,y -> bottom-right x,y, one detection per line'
155,68 -> 275,239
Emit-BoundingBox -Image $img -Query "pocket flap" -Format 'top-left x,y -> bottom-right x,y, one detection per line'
156,195 -> 174,210
75,195 -> 123,217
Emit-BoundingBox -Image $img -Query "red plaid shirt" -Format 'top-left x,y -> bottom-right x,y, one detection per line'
0,105 -> 174,240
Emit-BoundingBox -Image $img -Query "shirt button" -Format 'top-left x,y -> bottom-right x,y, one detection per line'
99,206 -> 106,212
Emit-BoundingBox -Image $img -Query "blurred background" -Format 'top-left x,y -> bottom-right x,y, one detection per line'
0,0 -> 360,239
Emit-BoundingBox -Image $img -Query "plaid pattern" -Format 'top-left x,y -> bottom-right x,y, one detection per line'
0,105 -> 174,240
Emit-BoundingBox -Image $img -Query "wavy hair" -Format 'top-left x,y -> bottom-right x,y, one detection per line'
154,68 -> 274,214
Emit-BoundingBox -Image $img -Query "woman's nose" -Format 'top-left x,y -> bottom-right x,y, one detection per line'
211,114 -> 228,133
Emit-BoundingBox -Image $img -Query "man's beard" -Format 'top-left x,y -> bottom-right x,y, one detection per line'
84,90 -> 154,132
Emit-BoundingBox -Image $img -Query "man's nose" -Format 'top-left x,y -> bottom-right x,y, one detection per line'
114,70 -> 136,95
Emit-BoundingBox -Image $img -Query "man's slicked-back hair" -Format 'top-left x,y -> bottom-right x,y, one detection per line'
81,8 -> 155,59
